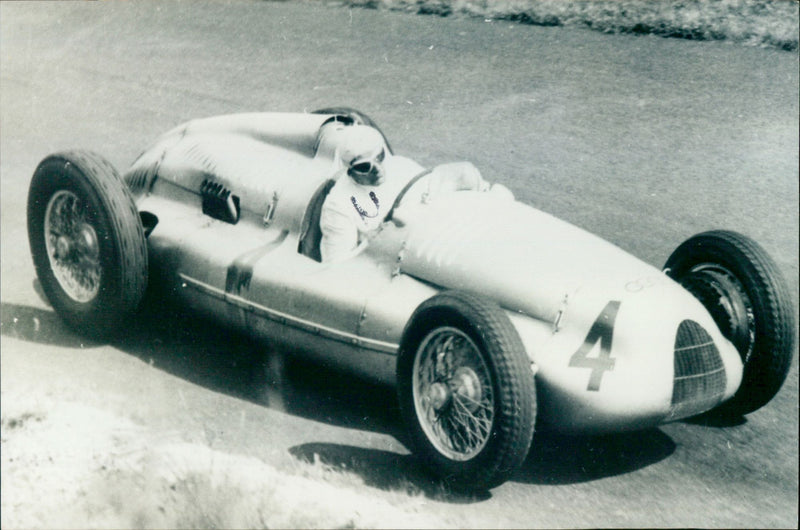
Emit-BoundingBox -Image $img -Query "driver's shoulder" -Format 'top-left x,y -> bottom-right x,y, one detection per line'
384,155 -> 425,193
323,177 -> 356,207
385,154 -> 425,176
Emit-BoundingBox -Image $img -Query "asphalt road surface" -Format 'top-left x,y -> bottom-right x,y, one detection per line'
1,2 -> 798,528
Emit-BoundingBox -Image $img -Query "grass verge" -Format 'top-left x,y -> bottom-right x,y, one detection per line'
1,398 -> 439,529
327,0 -> 799,51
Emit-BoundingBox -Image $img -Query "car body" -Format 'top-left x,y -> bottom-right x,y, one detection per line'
28,109 -> 794,489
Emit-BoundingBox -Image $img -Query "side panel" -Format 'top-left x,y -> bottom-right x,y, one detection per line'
139,194 -> 418,385
178,272 -> 401,385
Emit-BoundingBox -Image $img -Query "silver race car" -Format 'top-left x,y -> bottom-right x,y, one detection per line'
27,108 -> 794,490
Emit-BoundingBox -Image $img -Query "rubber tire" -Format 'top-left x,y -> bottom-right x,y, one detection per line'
27,150 -> 148,338
311,106 -> 393,154
397,291 -> 536,490
664,230 -> 795,416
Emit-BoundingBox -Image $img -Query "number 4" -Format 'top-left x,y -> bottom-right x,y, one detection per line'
569,300 -> 621,391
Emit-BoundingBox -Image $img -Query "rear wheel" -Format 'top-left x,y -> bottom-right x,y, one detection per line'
397,291 -> 536,490
664,230 -> 794,416
27,150 -> 148,337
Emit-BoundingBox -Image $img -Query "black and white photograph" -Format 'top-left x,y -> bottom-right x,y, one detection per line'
1,1 -> 798,528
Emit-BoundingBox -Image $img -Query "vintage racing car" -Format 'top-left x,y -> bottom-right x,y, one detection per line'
27,108 -> 795,490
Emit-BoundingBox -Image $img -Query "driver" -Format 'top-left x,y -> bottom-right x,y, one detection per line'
318,122 -> 504,262
319,124 -> 422,262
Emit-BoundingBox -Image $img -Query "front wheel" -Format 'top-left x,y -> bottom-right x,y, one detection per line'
27,150 -> 148,337
397,291 -> 536,490
664,230 -> 795,417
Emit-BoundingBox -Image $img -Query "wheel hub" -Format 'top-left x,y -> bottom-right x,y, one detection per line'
428,382 -> 450,411
412,327 -> 494,461
77,223 -> 100,260
451,366 -> 483,413
684,267 -> 755,362
55,235 -> 71,260
44,191 -> 102,303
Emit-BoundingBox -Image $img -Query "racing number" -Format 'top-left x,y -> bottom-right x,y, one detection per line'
569,300 -> 621,391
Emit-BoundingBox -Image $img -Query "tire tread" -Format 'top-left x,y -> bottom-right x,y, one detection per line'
665,230 -> 795,415
397,290 -> 536,490
27,150 -> 147,336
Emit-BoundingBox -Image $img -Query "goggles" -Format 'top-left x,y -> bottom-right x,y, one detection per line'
349,148 -> 386,176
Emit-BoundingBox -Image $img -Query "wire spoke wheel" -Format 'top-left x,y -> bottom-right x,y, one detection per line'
44,190 -> 102,302
27,150 -> 148,337
413,327 -> 494,461
397,291 -> 536,490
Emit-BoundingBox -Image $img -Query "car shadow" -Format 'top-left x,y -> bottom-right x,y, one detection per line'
1,302 -> 102,349
288,442 -> 491,503
286,428 -> 677,501
2,290 -> 678,500
514,429 -> 676,485
682,411 -> 747,428
1,287 -> 404,437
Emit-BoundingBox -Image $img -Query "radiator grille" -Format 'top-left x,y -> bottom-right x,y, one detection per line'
667,320 -> 726,420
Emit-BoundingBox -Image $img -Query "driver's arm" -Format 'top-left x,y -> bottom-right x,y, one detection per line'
319,202 -> 358,263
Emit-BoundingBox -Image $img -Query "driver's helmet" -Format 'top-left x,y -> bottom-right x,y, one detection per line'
338,125 -> 387,170
314,119 -> 387,171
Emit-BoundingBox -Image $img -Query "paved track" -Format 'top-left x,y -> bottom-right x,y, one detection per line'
2,2 -> 797,527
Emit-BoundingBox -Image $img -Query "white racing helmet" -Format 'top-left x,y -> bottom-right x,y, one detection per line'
339,125 -> 388,186
338,125 -> 387,167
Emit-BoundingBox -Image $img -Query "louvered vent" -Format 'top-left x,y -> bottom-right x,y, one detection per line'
124,156 -> 159,196
201,179 -> 239,224
125,165 -> 150,194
